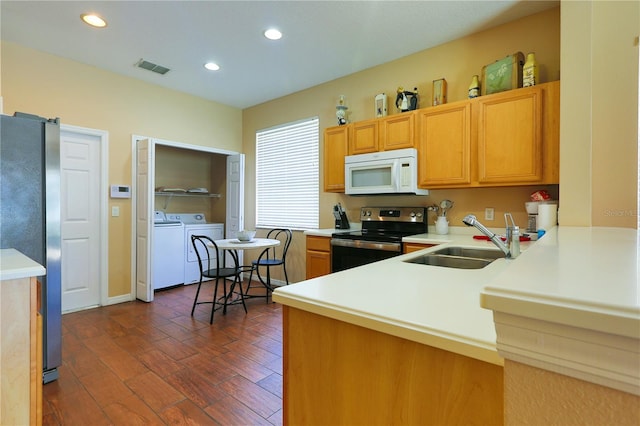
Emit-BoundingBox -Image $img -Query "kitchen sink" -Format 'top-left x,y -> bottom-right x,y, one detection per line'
404,246 -> 506,270
430,247 -> 506,260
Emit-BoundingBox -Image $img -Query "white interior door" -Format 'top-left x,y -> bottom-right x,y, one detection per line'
60,125 -> 105,312
136,138 -> 154,302
226,154 -> 245,267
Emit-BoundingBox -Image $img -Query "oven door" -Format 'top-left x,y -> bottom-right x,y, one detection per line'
331,239 -> 402,273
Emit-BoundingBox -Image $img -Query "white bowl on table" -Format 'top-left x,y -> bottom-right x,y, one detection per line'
237,230 -> 256,242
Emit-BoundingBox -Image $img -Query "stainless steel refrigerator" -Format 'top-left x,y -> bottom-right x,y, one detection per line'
0,112 -> 62,383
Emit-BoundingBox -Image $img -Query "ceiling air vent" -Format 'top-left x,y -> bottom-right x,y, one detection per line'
135,59 -> 170,75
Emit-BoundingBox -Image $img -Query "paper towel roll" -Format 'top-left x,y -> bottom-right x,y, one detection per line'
538,203 -> 558,230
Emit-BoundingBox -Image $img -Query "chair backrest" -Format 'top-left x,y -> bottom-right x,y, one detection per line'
190,234 -> 221,273
264,228 -> 292,261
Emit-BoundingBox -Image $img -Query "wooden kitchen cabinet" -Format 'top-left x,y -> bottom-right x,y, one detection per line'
416,81 -> 559,189
306,235 -> 331,279
403,242 -> 437,254
349,119 -> 378,154
475,85 -> 543,184
380,110 -> 416,150
417,101 -> 472,187
323,125 -> 349,192
348,112 -> 416,155
325,82 -> 559,192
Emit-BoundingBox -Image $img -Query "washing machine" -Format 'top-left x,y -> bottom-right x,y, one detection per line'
153,211 -> 185,290
167,213 -> 225,285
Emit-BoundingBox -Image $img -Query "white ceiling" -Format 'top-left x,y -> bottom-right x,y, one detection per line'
1,1 -> 558,109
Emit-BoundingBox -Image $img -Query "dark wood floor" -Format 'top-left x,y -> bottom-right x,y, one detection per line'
43,281 -> 283,425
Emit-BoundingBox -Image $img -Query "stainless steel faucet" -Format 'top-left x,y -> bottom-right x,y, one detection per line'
462,214 -> 512,258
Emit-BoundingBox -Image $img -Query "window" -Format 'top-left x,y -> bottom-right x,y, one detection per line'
256,117 -> 319,229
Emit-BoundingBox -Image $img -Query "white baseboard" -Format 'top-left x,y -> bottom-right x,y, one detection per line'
107,293 -> 136,305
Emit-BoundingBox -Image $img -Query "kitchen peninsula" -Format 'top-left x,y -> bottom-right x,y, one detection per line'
273,226 -> 639,425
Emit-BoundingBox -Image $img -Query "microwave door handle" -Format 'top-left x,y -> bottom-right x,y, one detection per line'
391,161 -> 400,191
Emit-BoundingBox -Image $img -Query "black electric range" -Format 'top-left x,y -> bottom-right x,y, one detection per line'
330,207 -> 428,272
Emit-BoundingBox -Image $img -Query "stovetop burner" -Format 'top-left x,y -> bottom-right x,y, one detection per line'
332,230 -> 414,243
332,207 -> 428,242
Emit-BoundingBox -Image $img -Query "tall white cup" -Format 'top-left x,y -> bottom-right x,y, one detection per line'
435,216 -> 449,235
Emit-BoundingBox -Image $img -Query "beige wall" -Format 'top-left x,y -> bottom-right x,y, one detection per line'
242,7 -> 561,284
154,146 -> 228,223
504,2 -> 640,423
560,0 -> 639,228
505,360 -> 640,425
1,41 -> 242,297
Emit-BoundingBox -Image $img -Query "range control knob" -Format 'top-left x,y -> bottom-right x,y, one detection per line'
416,212 -> 423,218
363,210 -> 371,217
410,212 -> 416,218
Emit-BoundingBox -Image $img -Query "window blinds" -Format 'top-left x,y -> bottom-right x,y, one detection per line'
256,117 -> 319,229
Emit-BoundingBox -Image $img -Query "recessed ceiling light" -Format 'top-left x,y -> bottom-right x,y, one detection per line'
204,62 -> 220,71
80,13 -> 107,28
264,28 -> 282,40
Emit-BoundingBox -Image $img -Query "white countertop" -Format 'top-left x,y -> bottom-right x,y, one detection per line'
481,226 -> 639,395
0,248 -> 46,281
304,223 -> 361,237
276,225 -> 640,371
277,228 -> 533,365
481,226 -> 639,338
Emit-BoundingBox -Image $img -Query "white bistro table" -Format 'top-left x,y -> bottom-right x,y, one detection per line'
214,238 -> 280,252
208,238 -> 281,298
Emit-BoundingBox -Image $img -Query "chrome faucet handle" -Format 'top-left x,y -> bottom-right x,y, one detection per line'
462,214 -> 511,258
504,212 -> 516,229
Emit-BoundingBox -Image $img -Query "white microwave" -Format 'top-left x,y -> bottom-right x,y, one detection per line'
345,148 -> 429,195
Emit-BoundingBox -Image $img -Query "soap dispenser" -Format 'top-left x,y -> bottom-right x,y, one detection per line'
504,213 -> 520,259
511,226 -> 521,258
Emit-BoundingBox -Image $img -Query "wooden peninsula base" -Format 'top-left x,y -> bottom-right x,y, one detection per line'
0,249 -> 44,426
282,306 -> 503,425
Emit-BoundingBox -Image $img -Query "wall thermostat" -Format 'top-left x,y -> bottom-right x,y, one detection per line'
375,93 -> 387,117
110,184 -> 131,199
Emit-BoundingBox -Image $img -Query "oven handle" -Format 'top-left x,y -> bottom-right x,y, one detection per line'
330,238 -> 401,252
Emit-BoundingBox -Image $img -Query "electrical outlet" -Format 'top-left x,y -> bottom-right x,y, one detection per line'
485,208 -> 495,221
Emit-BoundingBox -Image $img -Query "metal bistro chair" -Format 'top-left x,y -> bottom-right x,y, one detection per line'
247,228 -> 292,301
190,235 -> 247,324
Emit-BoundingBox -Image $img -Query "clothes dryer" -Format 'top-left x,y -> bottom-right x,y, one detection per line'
167,213 -> 224,285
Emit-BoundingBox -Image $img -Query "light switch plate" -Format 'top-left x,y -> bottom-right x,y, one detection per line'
112,206 -> 120,217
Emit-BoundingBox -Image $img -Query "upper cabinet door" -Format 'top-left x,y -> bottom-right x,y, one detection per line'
381,111 -> 416,151
417,102 -> 471,187
476,87 -> 543,184
349,119 -> 378,154
324,125 -> 349,192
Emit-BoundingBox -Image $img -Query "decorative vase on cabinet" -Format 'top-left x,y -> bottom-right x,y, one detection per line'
523,52 -> 539,87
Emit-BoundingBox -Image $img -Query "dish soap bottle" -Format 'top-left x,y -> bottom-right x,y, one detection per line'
468,75 -> 480,98
523,52 -> 539,87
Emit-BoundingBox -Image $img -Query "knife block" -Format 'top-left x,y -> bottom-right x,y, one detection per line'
335,212 -> 350,229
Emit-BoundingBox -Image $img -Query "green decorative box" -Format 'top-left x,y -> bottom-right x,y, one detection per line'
481,52 -> 524,95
